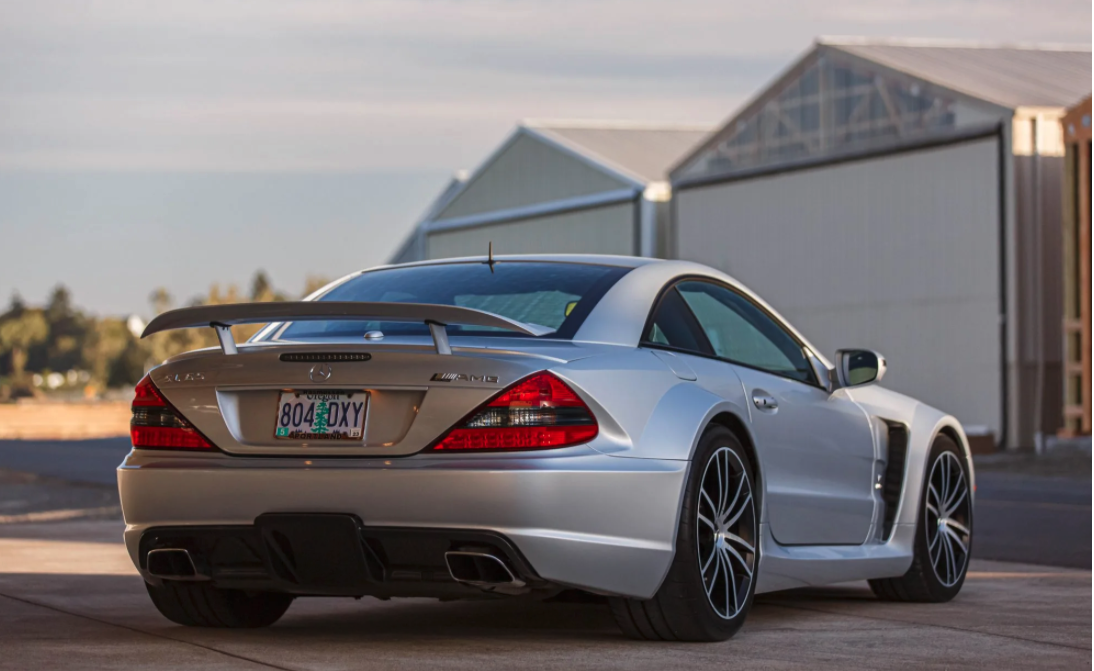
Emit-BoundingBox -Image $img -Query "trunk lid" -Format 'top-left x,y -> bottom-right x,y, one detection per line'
149,338 -> 594,457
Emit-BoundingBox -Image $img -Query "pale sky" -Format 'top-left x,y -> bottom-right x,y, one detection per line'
1,0 -> 1089,315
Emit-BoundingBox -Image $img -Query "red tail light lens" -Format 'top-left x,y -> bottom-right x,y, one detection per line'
432,372 -> 598,452
131,375 -> 215,450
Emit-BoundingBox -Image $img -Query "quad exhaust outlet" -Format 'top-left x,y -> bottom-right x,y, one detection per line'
146,548 -> 207,581
444,551 -> 526,593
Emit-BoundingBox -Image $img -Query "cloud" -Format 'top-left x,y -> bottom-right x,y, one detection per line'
1,0 -> 1087,172
0,0 -> 1088,315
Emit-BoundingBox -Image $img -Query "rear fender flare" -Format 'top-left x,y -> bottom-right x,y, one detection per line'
633,382 -> 763,594
635,382 -> 763,517
630,382 -> 752,461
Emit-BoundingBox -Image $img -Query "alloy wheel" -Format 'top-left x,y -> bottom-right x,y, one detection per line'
696,447 -> 757,619
925,451 -> 971,587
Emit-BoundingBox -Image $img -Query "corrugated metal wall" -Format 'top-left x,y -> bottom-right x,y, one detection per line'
436,133 -> 630,220
1012,154 -> 1065,442
427,202 -> 636,259
675,137 -> 1002,435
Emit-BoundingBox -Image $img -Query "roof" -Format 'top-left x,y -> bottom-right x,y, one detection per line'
670,38 -> 1093,180
822,37 -> 1092,109
383,253 -> 658,270
524,120 -> 711,183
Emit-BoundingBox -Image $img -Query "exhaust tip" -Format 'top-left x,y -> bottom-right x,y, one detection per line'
146,548 -> 204,580
445,551 -> 525,589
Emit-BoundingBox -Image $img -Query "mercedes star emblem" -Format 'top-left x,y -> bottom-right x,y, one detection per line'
309,363 -> 333,383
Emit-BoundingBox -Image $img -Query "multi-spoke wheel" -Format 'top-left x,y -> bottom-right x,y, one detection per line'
610,425 -> 759,641
925,451 -> 971,587
697,447 -> 756,620
870,433 -> 973,603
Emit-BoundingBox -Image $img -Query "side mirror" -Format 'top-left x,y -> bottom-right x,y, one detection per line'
835,349 -> 886,388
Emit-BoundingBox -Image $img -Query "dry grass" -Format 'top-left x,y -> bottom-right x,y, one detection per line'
0,401 -> 130,439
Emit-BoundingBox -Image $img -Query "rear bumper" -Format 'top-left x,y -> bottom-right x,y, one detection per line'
117,447 -> 688,598
138,518 -> 544,598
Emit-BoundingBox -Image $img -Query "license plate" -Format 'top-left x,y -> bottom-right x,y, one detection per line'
274,391 -> 367,440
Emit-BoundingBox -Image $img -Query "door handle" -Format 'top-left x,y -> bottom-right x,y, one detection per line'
752,392 -> 778,411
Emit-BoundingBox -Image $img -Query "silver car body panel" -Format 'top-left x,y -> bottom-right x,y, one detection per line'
119,254 -> 973,599
118,447 -> 687,598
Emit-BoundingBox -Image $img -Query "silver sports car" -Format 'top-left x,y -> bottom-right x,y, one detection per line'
119,254 -> 974,641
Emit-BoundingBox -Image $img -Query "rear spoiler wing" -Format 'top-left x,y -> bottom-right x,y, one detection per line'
141,301 -> 554,356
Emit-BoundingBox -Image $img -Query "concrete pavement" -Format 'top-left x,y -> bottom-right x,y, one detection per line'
0,520 -> 1089,670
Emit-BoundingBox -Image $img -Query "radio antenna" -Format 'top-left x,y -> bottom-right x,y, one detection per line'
487,241 -> 496,273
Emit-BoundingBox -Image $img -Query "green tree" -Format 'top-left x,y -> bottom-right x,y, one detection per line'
251,270 -> 273,301
149,287 -> 172,315
0,310 -> 49,379
107,338 -> 148,387
313,400 -> 330,434
45,284 -> 90,372
45,285 -> 73,322
83,318 -> 141,385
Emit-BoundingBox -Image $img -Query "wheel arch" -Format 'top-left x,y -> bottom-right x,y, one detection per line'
936,423 -> 973,469
897,410 -> 975,529
648,407 -> 764,619
706,411 -> 763,508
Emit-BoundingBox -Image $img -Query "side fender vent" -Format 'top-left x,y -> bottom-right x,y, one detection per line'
880,422 -> 909,541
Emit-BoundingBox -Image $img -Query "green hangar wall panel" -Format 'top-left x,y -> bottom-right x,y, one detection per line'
435,133 -> 633,220
427,202 -> 636,259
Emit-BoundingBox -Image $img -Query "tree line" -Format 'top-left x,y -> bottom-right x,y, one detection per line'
0,271 -> 330,400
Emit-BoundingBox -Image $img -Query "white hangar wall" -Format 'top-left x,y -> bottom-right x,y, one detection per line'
675,134 -> 1003,436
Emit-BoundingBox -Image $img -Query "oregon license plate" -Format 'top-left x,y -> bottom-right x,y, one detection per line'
274,391 -> 367,440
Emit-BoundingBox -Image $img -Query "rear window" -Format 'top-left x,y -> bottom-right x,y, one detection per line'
272,261 -> 630,341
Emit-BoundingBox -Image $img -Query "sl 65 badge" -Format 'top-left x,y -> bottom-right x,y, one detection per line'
162,372 -> 205,383
431,373 -> 499,383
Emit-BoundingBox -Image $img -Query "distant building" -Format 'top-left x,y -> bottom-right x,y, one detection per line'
390,121 -> 710,263
1060,95 -> 1092,436
670,38 -> 1092,449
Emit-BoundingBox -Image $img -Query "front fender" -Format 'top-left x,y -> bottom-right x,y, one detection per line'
899,409 -> 974,528
844,385 -> 974,530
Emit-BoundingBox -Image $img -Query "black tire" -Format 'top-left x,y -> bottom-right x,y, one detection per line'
145,580 -> 293,628
609,425 -> 759,641
869,433 -> 973,603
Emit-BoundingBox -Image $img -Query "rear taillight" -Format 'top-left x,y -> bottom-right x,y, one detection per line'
432,372 -> 598,452
131,375 -> 215,450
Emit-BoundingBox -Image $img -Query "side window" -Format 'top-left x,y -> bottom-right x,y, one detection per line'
643,288 -> 711,355
676,281 -> 815,384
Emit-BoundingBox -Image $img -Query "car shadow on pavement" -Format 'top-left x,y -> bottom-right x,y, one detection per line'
0,569 -> 851,644
757,585 -> 877,603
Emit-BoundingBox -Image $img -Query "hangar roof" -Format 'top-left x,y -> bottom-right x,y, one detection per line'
525,121 -> 711,183
672,38 -> 1093,182
824,38 -> 1092,110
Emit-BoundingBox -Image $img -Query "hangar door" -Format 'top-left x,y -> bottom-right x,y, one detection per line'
675,135 -> 1003,437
